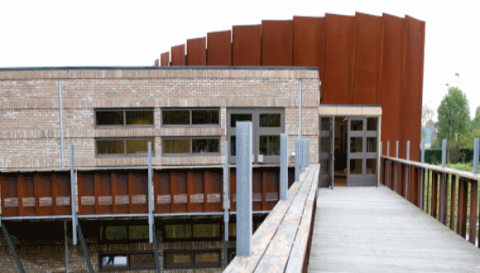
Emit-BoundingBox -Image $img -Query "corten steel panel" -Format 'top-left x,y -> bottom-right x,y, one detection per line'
1,175 -> 18,216
128,171 -> 148,214
34,173 -> 53,216
401,16 -> 425,161
449,175 -> 457,230
252,170 -> 262,211
207,170 -> 223,212
207,30 -> 232,66
95,172 -> 112,214
317,18 -> 326,100
78,173 -> 95,215
52,173 -> 71,215
261,20 -> 293,66
457,179 -> 468,237
232,25 -> 261,66
230,168 -> 236,212
293,16 -> 322,67
264,170 -> 279,211
431,172 -> 438,218
469,181 -> 477,244
154,59 -> 159,67
18,174 -> 36,216
204,170 -> 213,212
323,14 -> 356,104
186,37 -> 206,66
112,172 -> 129,214
171,171 -> 188,213
353,13 -> 384,105
154,171 -> 171,213
161,52 -> 170,66
170,44 -> 185,66
380,13 -> 406,158
187,171 -> 204,212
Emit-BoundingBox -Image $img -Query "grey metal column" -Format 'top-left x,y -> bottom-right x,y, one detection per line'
236,122 -> 252,257
295,138 -> 301,181
59,80 -> 65,168
76,221 -> 93,273
70,143 -> 77,246
148,142 -> 154,243
64,221 -> 69,273
280,134 -> 288,200
379,142 -> 382,188
405,140 -> 410,200
473,138 -> 479,174
0,218 -> 25,273
420,141 -> 425,210
306,139 -> 310,167
299,80 -> 302,138
303,139 -> 307,172
386,141 -> 390,187
152,222 -> 161,273
395,141 -> 399,192
224,140 -> 230,268
441,139 -> 447,224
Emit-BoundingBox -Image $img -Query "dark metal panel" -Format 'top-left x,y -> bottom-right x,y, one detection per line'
78,173 -> 95,215
128,171 -> 148,214
154,171 -> 171,213
94,172 -> 112,215
207,30 -> 232,66
210,170 -> 224,212
323,14 -> 355,104
1,175 -> 18,216
161,52 -> 169,66
261,20 -> 293,66
52,173 -> 71,215
170,44 -> 185,66
353,13 -> 384,105
34,173 -> 53,216
17,174 -> 36,216
232,25 -> 261,66
431,172 -> 438,219
112,172 -> 129,214
186,37 -> 206,66
264,169 -> 278,211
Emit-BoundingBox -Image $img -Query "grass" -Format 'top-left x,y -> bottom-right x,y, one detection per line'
444,161 -> 475,172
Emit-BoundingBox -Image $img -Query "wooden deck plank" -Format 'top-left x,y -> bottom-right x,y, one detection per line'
308,186 -> 480,273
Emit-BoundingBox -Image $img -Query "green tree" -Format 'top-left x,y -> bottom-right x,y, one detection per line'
436,87 -> 470,162
421,104 -> 435,141
472,106 -> 480,131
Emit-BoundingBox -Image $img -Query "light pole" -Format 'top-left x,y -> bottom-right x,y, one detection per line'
455,73 -> 460,87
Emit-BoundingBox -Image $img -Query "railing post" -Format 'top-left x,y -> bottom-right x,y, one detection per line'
379,141 -> 382,187
395,141 -> 399,193
303,139 -> 308,171
441,139 -> 447,224
306,139 -> 310,167
70,143 -> 77,246
224,140 -> 230,268
420,140 -> 425,210
280,134 -> 288,200
386,141 -> 390,188
236,121 -> 252,257
421,140 -> 425,164
295,138 -> 301,181
473,138 -> 479,174
405,140 -> 410,200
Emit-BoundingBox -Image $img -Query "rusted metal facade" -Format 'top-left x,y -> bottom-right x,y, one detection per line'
159,13 -> 425,161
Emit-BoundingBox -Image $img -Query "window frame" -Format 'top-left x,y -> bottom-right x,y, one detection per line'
162,222 -> 222,242
161,136 -> 221,157
163,249 -> 221,270
98,251 -> 155,272
94,108 -> 155,129
99,223 -> 150,244
95,137 -> 155,158
161,107 -> 221,128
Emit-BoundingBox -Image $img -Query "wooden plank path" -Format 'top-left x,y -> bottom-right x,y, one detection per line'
225,164 -> 320,273
308,186 -> 480,273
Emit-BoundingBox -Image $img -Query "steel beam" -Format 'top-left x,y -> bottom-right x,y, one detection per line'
421,140 -> 425,163
420,168 -> 424,210
280,134 -> 288,200
299,80 -> 302,138
76,220 -> 93,273
236,121 -> 252,257
70,143 -> 77,246
0,217 -> 25,273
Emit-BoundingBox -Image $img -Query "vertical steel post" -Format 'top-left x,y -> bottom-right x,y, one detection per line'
295,138 -> 301,181
224,140 -> 230,268
306,139 -> 310,167
386,141 -> 390,188
441,139 -> 447,224
59,80 -> 65,168
473,138 -> 479,174
303,139 -> 307,172
152,222 -> 161,273
76,221 -> 93,273
236,122 -> 252,257
64,221 -> 69,273
395,141 -> 399,192
299,80 -> 302,138
70,143 -> 77,246
421,141 -> 425,164
420,141 -> 425,210
280,134 -> 288,200
0,218 -> 25,273
405,141 -> 410,200
379,142 -> 382,188
148,142 -> 154,244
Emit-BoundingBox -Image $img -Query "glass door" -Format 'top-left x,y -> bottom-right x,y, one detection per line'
319,117 -> 334,188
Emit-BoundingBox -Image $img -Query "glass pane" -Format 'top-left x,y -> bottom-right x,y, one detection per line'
350,137 -> 363,153
130,253 -> 155,268
163,110 -> 190,125
166,252 -> 191,264
192,110 -> 219,125
96,111 -> 124,126
367,117 -> 377,131
350,120 -> 363,131
126,110 -> 154,126
228,223 -> 236,237
192,139 -> 220,154
320,159 -> 329,175
320,137 -> 331,153
193,224 -> 220,238
320,117 -> 331,131
129,225 -> 149,240
259,136 -> 280,156
195,252 -> 219,263
350,159 -> 363,175
163,139 -> 190,154
101,254 -> 128,268
230,114 -> 252,127
97,140 -> 125,155
367,137 -> 377,153
230,136 -> 236,156
366,159 -> 377,174
106,226 -> 127,240
164,224 -> 192,239
259,114 -> 281,127
126,139 -> 150,155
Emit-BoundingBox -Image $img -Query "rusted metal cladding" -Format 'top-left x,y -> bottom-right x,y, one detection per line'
207,30 -> 232,65
380,14 -> 406,158
95,172 -> 113,214
187,171 -> 204,212
261,20 -> 293,66
252,171 -> 263,211
34,173 -> 53,216
171,171 -> 188,213
78,172 -> 95,215
161,52 -> 170,66
18,174 -> 35,216
186,37 -> 206,65
353,13 -> 384,105
323,14 -> 356,104
111,172 -> 129,214
154,59 -> 159,67
154,171 -> 171,213
293,16 -> 322,67
206,170 -> 223,212
264,169 -> 279,210
232,25 -> 261,66
51,173 -> 71,215
1,175 -> 18,216
171,44 -> 186,66
401,16 -> 425,161
128,172 -> 148,214
229,168 -> 236,212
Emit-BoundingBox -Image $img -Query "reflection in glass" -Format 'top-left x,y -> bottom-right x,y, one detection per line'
259,136 -> 280,155
163,110 -> 190,125
193,224 -> 220,238
192,110 -> 219,125
259,114 -> 281,127
367,118 -> 377,131
195,252 -> 220,263
367,137 -> 377,153
320,159 -> 329,175
230,136 -> 236,156
350,137 -> 363,153
163,139 -> 190,154
230,114 -> 252,127
350,120 -> 363,131
366,159 -> 377,174
126,139 -> 150,155
164,224 -> 192,239
126,111 -> 154,126
320,137 -> 331,153
321,117 -> 331,131
106,226 -> 128,240
129,225 -> 149,240
96,111 -> 124,126
97,140 -> 125,155
350,159 -> 363,175
192,139 -> 219,154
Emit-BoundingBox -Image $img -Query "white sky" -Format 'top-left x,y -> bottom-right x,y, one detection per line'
1,0 -> 479,120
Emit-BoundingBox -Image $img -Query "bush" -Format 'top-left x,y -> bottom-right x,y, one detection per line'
424,148 -> 474,164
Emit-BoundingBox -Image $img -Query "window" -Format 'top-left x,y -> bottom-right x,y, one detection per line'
99,224 -> 149,243
162,137 -> 220,156
95,109 -> 154,127
163,223 -> 221,242
162,108 -> 219,126
99,252 -> 155,272
164,250 -> 221,269
96,138 -> 154,157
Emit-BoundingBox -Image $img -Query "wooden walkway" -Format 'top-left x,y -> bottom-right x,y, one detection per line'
308,186 -> 480,273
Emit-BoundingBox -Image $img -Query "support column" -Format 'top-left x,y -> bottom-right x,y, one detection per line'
441,139 -> 447,224
148,142 -> 154,244
280,134 -> 288,200
70,143 -> 77,246
295,138 -> 301,182
405,140 -> 410,200
395,141 -> 399,192
420,141 -> 425,210
224,140 -> 230,268
386,141 -> 390,188
473,138 -> 479,174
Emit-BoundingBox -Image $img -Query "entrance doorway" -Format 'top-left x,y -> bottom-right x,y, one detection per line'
319,116 -> 379,187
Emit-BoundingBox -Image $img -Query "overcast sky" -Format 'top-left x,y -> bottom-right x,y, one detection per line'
1,0 -> 479,120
